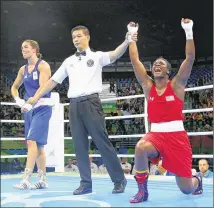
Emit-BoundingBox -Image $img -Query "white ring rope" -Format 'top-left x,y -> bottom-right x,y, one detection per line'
2,85 -> 212,107
64,154 -> 213,159
1,154 -> 212,159
1,131 -> 213,141
0,84 -> 213,159
1,108 -> 212,124
2,107 -> 212,124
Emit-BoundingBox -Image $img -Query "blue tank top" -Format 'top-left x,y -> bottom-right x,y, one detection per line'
23,59 -> 51,101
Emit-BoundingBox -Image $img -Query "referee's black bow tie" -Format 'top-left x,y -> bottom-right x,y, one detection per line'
75,51 -> 86,56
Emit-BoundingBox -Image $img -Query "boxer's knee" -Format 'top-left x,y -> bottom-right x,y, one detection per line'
37,146 -> 45,157
135,139 -> 158,157
179,187 -> 192,195
135,139 -> 148,154
176,176 -> 194,195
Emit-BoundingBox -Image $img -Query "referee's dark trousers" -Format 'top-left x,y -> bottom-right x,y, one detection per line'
69,93 -> 126,191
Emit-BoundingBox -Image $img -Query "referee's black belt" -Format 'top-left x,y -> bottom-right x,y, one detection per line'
70,93 -> 99,103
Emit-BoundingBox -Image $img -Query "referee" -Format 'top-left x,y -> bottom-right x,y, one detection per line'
23,24 -> 137,195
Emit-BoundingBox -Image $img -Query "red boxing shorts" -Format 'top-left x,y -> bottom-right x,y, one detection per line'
144,131 -> 192,178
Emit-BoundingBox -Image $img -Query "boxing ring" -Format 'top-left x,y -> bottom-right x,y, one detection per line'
1,84 -> 213,207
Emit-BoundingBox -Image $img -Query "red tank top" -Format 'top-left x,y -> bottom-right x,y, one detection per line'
147,81 -> 184,123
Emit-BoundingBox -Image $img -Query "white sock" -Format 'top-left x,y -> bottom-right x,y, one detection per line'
23,168 -> 33,181
38,169 -> 46,182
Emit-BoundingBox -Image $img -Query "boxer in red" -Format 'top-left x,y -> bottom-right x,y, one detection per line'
128,18 -> 203,203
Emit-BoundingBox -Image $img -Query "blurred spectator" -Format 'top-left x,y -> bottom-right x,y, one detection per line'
149,163 -> 158,175
132,162 -> 163,175
120,103 -> 131,133
191,168 -> 197,175
109,77 -> 115,93
89,157 -> 98,174
64,158 -> 79,173
154,160 -> 175,176
198,159 -> 213,178
120,157 -> 132,174
1,72 -> 212,136
99,163 -> 108,174
2,158 -> 11,173
12,158 -> 24,172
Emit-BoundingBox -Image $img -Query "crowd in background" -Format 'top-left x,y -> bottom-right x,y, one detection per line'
1,65 -> 213,175
1,87 -> 213,138
1,67 -> 213,137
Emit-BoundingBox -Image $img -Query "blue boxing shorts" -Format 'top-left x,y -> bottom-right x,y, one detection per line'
24,106 -> 52,147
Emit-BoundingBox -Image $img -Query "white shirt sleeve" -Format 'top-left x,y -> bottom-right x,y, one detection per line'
51,60 -> 68,84
97,51 -> 111,67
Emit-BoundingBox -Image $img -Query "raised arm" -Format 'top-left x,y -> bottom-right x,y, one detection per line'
109,40 -> 129,63
128,22 -> 153,98
108,22 -> 143,64
99,23 -> 137,67
129,42 -> 151,85
173,19 -> 195,87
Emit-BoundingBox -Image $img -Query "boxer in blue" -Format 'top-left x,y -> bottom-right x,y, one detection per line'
11,40 -> 52,189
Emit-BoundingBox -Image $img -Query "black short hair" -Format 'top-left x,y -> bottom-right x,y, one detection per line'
71,25 -> 90,36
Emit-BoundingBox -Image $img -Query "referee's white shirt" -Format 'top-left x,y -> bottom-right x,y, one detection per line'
51,48 -> 111,98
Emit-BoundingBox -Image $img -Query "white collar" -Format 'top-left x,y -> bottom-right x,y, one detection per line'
85,48 -> 91,53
